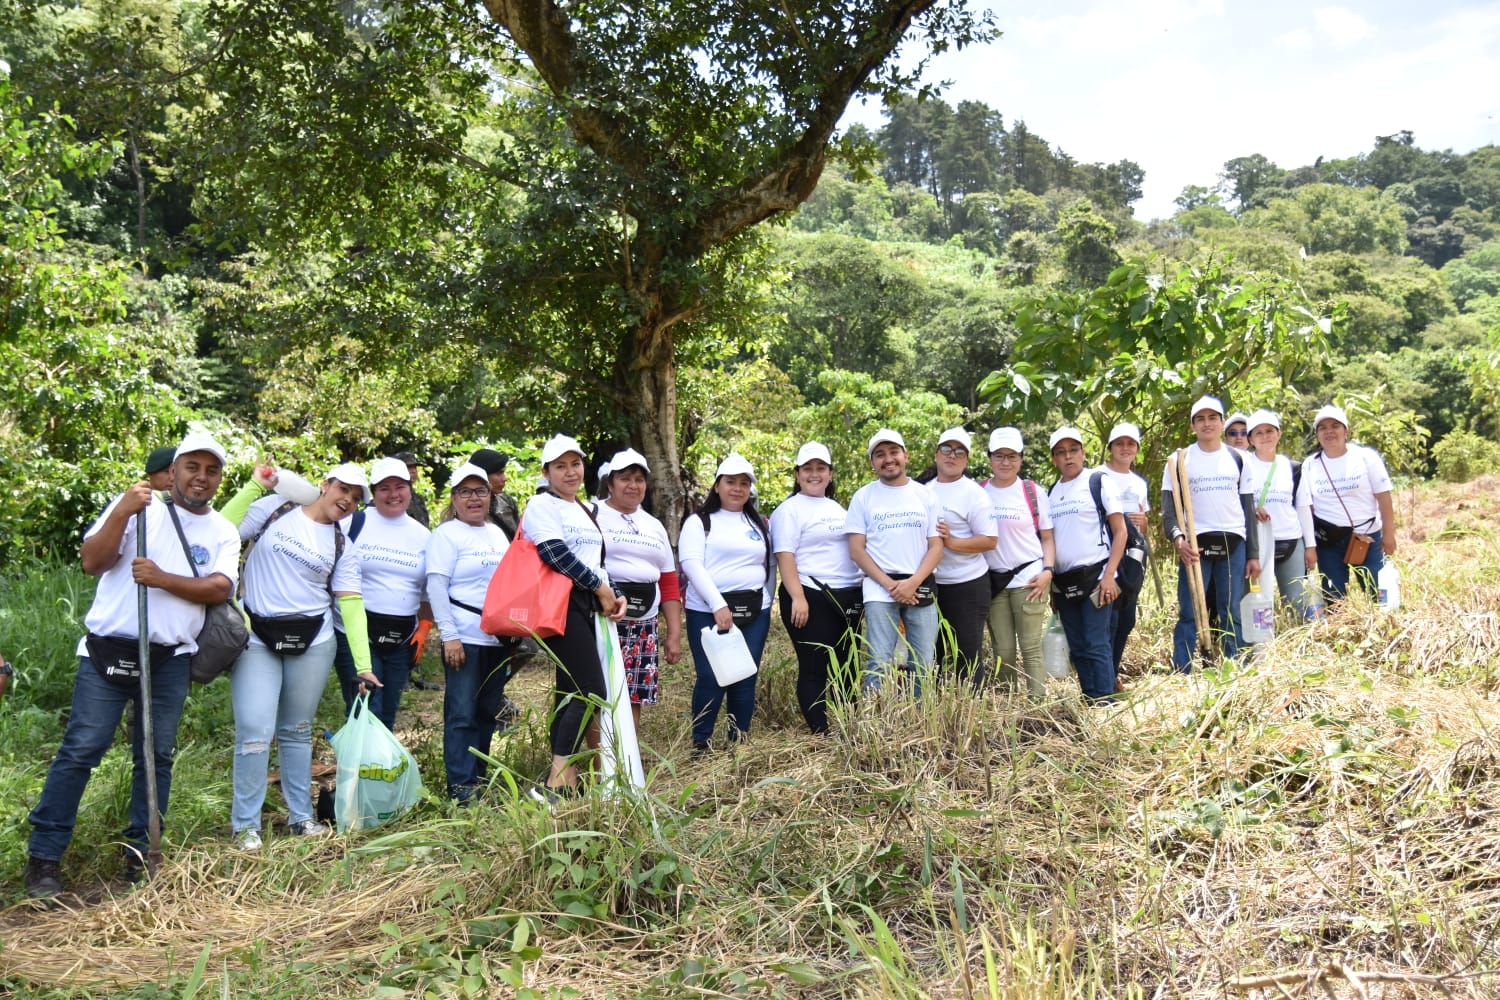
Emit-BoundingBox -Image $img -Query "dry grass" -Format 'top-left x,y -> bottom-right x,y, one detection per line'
4,479 -> 1500,998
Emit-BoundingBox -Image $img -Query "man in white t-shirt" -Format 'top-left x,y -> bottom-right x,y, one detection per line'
1160,395 -> 1260,668
25,432 -> 240,900
1099,422 -> 1150,674
846,429 -> 944,692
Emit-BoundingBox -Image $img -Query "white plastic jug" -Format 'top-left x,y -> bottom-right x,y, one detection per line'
1256,519 -> 1276,593
1303,570 -> 1326,620
1041,616 -> 1071,679
1239,579 -> 1275,643
699,625 -> 758,686
1378,562 -> 1401,611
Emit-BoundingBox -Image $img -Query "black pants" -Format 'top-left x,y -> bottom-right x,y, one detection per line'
936,575 -> 991,687
1111,583 -> 1139,671
778,585 -> 861,735
545,589 -> 608,758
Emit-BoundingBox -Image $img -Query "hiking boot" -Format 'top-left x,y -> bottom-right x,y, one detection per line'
496,694 -> 521,728
24,857 -> 62,899
121,846 -> 147,883
234,829 -> 263,851
288,818 -> 329,837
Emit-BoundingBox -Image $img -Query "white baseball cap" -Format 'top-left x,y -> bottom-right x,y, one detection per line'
794,442 -> 832,467
369,456 -> 410,486
324,462 -> 372,503
608,448 -> 650,475
1313,404 -> 1349,430
1225,411 -> 1250,429
988,427 -> 1023,454
597,461 -> 612,481
937,427 -> 972,452
1107,422 -> 1141,445
867,428 -> 906,457
174,430 -> 227,465
1048,426 -> 1084,450
540,434 -> 585,465
1190,394 -> 1225,419
715,452 -> 756,482
1246,408 -> 1281,433
449,462 -> 490,491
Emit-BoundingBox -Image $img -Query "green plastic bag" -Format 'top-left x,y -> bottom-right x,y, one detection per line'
331,693 -> 423,832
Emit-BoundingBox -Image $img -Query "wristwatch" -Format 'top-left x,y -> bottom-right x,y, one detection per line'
1041,565 -> 1055,572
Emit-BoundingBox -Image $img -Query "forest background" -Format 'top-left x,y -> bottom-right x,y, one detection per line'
2,0 -> 1499,553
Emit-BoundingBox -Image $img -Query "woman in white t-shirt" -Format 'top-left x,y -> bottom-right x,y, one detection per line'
219,462 -> 379,848
525,436 -> 625,798
425,462 -> 511,803
597,448 -> 683,729
981,428 -> 1055,700
1297,403 -> 1397,602
681,453 -> 774,753
770,442 -> 862,735
1240,410 -> 1314,617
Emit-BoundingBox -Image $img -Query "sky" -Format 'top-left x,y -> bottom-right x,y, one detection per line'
845,0 -> 1500,221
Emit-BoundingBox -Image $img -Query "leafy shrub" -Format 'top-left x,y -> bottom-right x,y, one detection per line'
1432,429 -> 1500,483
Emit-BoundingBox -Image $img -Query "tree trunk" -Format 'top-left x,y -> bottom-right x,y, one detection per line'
632,358 -> 686,544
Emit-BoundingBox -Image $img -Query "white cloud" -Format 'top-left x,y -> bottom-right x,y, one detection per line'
1276,28 -> 1312,49
1312,7 -> 1375,48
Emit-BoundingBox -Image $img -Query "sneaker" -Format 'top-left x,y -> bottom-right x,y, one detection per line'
121,846 -> 147,883
288,818 -> 329,837
528,785 -> 575,809
496,694 -> 521,727
234,829 -> 263,851
23,857 -> 62,899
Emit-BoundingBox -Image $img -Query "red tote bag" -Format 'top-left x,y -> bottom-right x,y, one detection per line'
481,533 -> 572,638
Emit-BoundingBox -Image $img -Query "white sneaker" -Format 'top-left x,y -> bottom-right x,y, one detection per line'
289,819 -> 329,837
234,829 -> 262,851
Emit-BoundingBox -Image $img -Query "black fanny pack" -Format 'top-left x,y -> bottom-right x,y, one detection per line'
886,573 -> 935,607
365,611 -> 417,650
249,612 -> 325,656
1313,516 -> 1353,549
86,633 -> 176,689
1274,538 -> 1300,562
1196,531 -> 1240,560
988,559 -> 1041,597
1051,561 -> 1105,602
719,588 -> 764,628
819,583 -> 865,626
616,581 -> 659,619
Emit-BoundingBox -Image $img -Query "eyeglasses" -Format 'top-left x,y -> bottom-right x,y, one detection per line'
619,513 -> 641,535
454,487 -> 491,499
990,452 -> 1021,463
938,444 -> 969,457
1226,429 -> 1248,439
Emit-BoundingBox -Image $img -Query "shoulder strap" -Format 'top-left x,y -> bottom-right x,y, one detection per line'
1088,470 -> 1110,547
1291,459 -> 1302,499
349,507 -> 366,543
1230,448 -> 1244,472
1021,479 -> 1040,535
575,496 -> 607,562
163,494 -> 202,579
1257,456 -> 1279,508
251,500 -> 299,545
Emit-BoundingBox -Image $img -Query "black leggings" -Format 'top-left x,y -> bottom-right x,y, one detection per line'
545,590 -> 608,758
936,575 -> 991,686
778,585 -> 861,735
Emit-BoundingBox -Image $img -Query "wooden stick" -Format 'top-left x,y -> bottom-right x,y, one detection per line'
1169,450 -> 1213,654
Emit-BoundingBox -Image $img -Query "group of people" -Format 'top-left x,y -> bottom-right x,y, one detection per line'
21,394 -> 1398,898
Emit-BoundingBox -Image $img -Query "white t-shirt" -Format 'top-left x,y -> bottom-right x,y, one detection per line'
845,479 -> 942,605
1098,466 -> 1150,516
240,497 -> 362,649
597,502 -> 675,620
1240,454 -> 1302,542
678,508 -> 774,614
983,479 -> 1053,588
926,477 -> 997,585
1161,444 -> 1246,536
1296,446 -> 1393,532
78,493 -> 241,657
520,493 -> 606,576
1049,472 -> 1123,572
349,511 -> 430,616
426,519 -> 509,646
770,493 -> 862,589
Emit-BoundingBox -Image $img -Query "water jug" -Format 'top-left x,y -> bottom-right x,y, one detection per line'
1239,579 -> 1275,643
1041,616 -> 1071,679
699,625 -> 758,686
1256,519 -> 1276,593
1377,562 -> 1401,611
1303,570 -> 1326,620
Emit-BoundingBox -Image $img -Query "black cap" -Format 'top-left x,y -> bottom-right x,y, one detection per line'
470,448 -> 510,474
388,451 -> 419,465
145,446 -> 177,475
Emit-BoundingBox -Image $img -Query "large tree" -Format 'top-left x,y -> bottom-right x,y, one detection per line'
196,0 -> 997,530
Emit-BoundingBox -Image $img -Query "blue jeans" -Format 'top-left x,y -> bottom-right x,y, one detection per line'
333,628 -> 414,732
1172,541 -> 1246,669
862,600 -> 940,695
1055,594 -> 1117,702
688,608 -> 770,745
443,642 -> 513,800
1317,529 -> 1383,603
28,654 -> 191,860
231,639 -> 336,833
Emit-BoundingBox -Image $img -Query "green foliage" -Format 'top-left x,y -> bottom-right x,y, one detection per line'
1431,429 -> 1500,483
1331,388 -> 1431,480
1245,183 -> 1408,256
